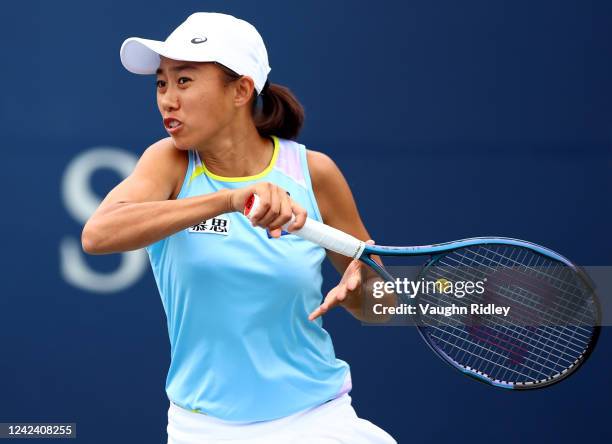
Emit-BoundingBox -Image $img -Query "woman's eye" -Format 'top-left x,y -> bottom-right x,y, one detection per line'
178,77 -> 191,85
156,80 -> 166,88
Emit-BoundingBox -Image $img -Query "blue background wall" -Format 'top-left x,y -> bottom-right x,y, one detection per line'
1,1 -> 610,442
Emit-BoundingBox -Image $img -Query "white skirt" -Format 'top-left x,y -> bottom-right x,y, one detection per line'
167,394 -> 397,444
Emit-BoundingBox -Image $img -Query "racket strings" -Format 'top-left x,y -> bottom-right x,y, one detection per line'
444,246 -> 592,346
420,296 -> 579,380
439,250 -> 594,331
424,307 -> 586,384
419,281 -> 585,362
416,244 -> 598,387
445,245 -> 595,330
451,245 -> 592,322
419,252 -> 592,347
423,305 -> 580,378
461,246 -> 594,322
427,325 -> 551,382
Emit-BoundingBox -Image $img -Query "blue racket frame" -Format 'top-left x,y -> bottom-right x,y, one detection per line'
356,236 -> 601,390
358,237 -> 574,279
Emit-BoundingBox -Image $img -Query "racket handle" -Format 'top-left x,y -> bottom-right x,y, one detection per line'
244,194 -> 366,259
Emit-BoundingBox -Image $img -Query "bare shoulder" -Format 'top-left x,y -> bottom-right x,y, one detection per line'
306,149 -> 342,187
140,137 -> 185,166
306,149 -> 357,225
137,137 -> 188,200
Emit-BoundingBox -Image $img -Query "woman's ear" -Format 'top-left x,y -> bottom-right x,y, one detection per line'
233,76 -> 256,107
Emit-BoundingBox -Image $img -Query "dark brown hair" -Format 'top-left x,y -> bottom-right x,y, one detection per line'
214,62 -> 304,140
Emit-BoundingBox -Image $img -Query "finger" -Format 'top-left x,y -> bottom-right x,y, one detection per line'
346,273 -> 361,291
287,202 -> 307,232
341,260 -> 360,284
309,295 -> 338,321
268,227 -> 283,238
249,186 -> 271,224
257,185 -> 281,227
308,289 -> 332,320
308,306 -> 323,321
268,193 -> 293,234
309,285 -> 346,320
322,287 -> 344,308
334,285 -> 349,302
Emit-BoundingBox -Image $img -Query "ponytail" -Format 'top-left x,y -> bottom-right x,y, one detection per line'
214,62 -> 305,140
254,82 -> 304,140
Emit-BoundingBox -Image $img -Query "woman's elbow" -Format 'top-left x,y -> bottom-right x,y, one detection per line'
81,222 -> 106,255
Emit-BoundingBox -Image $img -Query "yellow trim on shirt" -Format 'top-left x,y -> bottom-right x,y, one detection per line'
171,401 -> 208,415
190,135 -> 279,183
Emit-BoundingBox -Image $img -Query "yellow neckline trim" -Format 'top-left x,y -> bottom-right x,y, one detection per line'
190,135 -> 279,183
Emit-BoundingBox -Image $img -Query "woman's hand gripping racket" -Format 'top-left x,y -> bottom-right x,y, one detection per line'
244,194 -> 601,390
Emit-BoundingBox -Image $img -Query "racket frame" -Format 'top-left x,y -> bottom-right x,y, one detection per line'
362,238 -> 601,390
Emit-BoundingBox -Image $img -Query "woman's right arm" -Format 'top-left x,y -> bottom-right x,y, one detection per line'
81,138 -> 307,255
81,138 -> 233,254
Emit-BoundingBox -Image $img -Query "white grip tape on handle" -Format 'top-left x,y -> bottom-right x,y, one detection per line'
245,194 -> 366,259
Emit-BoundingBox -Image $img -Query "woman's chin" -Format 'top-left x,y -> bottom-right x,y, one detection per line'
169,135 -> 191,150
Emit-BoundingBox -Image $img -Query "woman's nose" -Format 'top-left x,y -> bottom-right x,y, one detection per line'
160,90 -> 179,111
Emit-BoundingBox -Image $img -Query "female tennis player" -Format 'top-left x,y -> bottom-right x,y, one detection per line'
82,12 -> 396,444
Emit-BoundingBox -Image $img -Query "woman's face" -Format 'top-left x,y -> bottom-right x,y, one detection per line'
156,57 -> 235,149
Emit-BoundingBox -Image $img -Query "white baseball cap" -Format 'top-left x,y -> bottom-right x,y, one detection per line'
120,12 -> 271,94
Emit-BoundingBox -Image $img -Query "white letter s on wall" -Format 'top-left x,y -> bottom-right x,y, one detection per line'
60,147 -> 147,294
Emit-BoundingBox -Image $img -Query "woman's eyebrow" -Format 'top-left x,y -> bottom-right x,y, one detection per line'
155,64 -> 197,75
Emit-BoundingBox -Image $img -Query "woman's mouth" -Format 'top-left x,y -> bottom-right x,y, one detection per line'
163,118 -> 183,134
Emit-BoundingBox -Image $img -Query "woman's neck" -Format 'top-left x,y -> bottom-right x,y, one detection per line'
195,127 -> 274,178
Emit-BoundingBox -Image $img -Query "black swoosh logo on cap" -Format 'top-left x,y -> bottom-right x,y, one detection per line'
191,37 -> 207,44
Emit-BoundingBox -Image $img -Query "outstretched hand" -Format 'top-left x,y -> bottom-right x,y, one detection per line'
308,240 -> 375,321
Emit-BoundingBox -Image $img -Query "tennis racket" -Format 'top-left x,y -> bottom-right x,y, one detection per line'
244,194 -> 600,390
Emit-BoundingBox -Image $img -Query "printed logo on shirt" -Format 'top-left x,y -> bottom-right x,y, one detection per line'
188,215 -> 230,236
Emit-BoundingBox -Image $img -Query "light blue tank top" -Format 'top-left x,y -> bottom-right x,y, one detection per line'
146,135 -> 351,422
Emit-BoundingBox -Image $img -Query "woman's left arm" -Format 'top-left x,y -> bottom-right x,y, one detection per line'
307,150 -> 396,323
